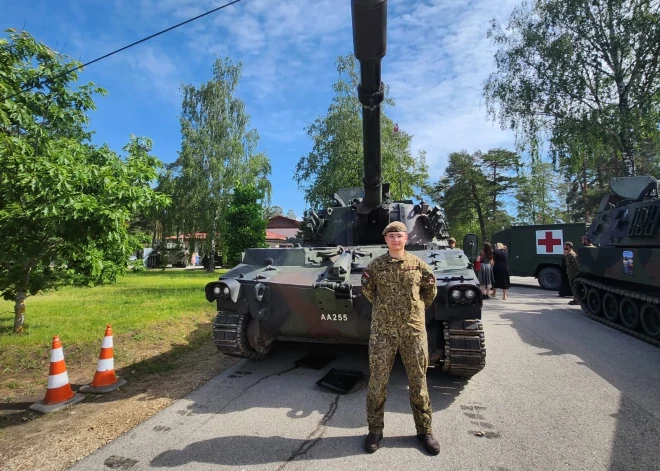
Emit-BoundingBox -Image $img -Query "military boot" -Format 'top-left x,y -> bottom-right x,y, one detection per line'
417,433 -> 440,455
364,432 -> 383,453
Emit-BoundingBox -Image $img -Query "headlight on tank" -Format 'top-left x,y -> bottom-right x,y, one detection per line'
205,280 -> 238,303
210,282 -> 231,299
450,289 -> 462,301
464,289 -> 476,300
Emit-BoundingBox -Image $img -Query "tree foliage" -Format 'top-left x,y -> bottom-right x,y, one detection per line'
515,159 -> 565,224
294,54 -> 429,209
264,205 -> 283,219
484,0 -> 660,176
0,29 -> 169,332
159,58 -> 272,269
429,149 -> 520,243
222,184 -> 267,267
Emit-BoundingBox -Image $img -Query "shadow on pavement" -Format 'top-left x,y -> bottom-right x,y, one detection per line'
496,288 -> 660,471
167,342 -> 467,428
148,342 -> 468,467
150,434 -> 433,468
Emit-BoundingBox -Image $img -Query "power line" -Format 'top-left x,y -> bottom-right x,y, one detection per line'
3,0 -> 245,101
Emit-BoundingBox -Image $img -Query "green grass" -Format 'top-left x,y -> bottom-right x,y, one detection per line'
0,269 -> 227,392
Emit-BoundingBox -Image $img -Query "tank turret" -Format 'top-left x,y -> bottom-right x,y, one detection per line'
300,0 -> 449,247
574,175 -> 660,342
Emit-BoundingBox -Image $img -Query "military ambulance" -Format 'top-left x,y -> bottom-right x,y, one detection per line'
490,223 -> 587,290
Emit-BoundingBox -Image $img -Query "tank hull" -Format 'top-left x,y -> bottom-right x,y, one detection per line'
207,245 -> 486,377
575,176 -> 660,342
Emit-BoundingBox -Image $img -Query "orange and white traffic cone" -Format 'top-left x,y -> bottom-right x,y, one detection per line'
79,325 -> 126,393
29,335 -> 84,413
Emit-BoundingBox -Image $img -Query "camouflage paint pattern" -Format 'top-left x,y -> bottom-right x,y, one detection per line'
361,251 -> 437,434
205,0 -> 486,378
573,176 -> 660,340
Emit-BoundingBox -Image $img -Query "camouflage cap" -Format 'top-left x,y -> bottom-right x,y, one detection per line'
448,237 -> 456,243
382,221 -> 407,235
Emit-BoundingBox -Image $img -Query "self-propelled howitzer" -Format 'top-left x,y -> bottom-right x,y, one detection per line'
574,176 -> 660,343
205,0 -> 486,377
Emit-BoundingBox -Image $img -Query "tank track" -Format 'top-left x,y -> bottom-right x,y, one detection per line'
441,320 -> 486,377
213,312 -> 266,360
576,278 -> 660,348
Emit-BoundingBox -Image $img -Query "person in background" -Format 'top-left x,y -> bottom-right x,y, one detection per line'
477,242 -> 494,299
447,237 -> 456,248
582,236 -> 596,247
491,242 -> 511,300
558,253 -> 573,298
564,241 -> 580,305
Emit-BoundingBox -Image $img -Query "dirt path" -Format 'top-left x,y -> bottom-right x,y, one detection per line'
0,343 -> 239,471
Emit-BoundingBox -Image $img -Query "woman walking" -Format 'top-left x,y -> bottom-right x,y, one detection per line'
478,242 -> 494,299
491,242 -> 511,300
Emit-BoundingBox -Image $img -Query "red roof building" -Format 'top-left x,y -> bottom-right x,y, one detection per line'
266,216 -> 300,240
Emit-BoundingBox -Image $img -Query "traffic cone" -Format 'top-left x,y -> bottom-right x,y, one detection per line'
29,336 -> 84,414
79,325 -> 126,393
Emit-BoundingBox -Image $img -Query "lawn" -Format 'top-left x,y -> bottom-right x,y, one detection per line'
0,269 -> 226,399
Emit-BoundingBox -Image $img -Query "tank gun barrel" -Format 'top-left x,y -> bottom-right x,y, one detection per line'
351,0 -> 387,210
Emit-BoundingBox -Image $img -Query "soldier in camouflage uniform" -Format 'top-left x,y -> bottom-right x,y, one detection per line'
360,221 -> 440,456
564,241 -> 580,305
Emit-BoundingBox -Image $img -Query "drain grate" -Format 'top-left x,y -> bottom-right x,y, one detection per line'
316,368 -> 362,393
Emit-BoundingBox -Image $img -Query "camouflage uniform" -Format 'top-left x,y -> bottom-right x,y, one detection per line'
361,250 -> 437,435
565,249 -> 580,301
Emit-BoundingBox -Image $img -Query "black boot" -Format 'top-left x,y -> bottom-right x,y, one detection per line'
417,433 -> 440,455
364,432 -> 383,453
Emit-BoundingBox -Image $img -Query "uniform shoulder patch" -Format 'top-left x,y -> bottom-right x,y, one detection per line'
361,270 -> 370,286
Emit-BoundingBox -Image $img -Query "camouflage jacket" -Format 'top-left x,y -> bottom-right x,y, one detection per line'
566,250 -> 579,278
361,251 -> 437,334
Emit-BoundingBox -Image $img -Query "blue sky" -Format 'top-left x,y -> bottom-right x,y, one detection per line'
3,0 -> 521,220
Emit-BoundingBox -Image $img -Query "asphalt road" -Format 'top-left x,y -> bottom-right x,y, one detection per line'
69,279 -> 660,471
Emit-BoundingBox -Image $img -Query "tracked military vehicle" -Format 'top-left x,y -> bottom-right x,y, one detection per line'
574,176 -> 660,344
205,0 -> 486,377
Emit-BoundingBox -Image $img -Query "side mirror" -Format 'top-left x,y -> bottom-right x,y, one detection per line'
462,233 -> 479,263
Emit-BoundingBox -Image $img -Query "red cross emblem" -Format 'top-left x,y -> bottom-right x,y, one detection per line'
537,231 -> 562,253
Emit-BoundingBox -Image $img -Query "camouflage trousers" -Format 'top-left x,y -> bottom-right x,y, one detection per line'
568,275 -> 578,301
366,329 -> 432,435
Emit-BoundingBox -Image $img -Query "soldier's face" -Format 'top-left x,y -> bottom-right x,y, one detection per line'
385,231 -> 407,250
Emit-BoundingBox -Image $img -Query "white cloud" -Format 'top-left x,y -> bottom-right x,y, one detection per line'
121,46 -> 184,106
384,0 -> 522,173
63,0 -> 522,178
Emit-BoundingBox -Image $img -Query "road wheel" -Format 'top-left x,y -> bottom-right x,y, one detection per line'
586,288 -> 602,315
538,267 -> 561,290
602,293 -> 619,322
575,280 -> 589,302
619,298 -> 640,330
640,303 -> 660,339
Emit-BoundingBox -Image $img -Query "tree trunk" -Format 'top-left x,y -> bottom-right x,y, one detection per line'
208,212 -> 217,273
13,291 -> 27,333
492,163 -> 498,214
581,156 -> 589,222
471,180 -> 487,242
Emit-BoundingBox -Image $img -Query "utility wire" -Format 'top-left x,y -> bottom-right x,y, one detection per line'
3,0 -> 245,101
